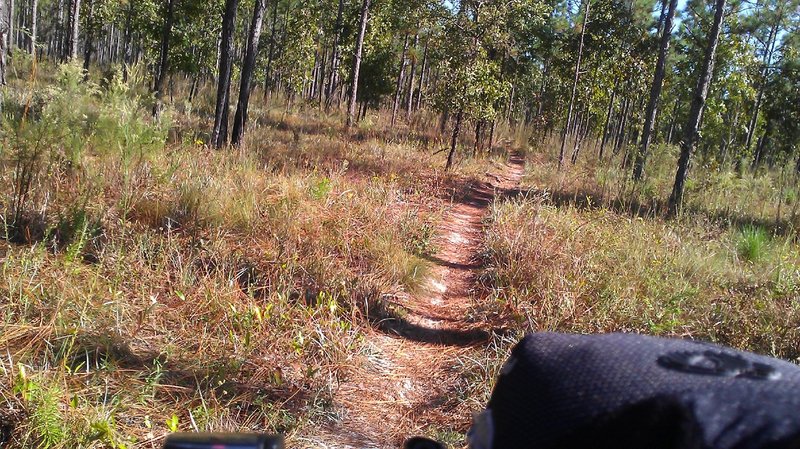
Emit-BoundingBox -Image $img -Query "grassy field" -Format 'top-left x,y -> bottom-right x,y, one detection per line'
479,134 -> 800,361
0,62 -> 506,448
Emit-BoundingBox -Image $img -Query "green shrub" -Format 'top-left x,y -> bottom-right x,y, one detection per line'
737,226 -> 769,262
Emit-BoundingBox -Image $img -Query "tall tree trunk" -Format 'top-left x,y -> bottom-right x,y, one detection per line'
27,0 -> 35,55
232,0 -> 267,146
668,0 -> 726,215
489,120 -> 496,150
325,0 -> 344,109
446,109 -> 464,171
570,103 -> 590,164
405,33 -> 418,120
121,0 -> 132,81
751,117 -> 773,170
614,97 -> 631,155
391,33 -> 409,128
152,0 -> 175,117
0,0 -> 7,85
14,0 -> 20,49
263,0 -> 278,98
632,0 -> 677,181
277,2 -> 291,99
558,0 -> 590,169
346,0 -> 370,129
598,77 -> 619,159
81,0 -> 94,79
188,75 -> 199,103
212,0 -> 240,148
744,10 -> 782,157
316,46 -> 326,105
507,84 -> 515,123
69,0 -> 79,60
8,0 -> 12,53
415,34 -> 429,111
473,120 -> 482,156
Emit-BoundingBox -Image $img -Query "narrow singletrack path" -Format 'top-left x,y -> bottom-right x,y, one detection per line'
302,153 -> 525,448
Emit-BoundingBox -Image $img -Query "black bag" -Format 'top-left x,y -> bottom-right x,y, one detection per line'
469,333 -> 800,449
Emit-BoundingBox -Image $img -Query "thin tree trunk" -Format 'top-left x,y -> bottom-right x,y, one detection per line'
473,120 -> 482,156
415,34 -> 429,111
744,11 -> 781,157
598,77 -> 619,159
69,0 -> 79,60
537,59 -> 549,117
152,0 -> 175,117
558,0 -> 591,169
55,0 -> 63,58
405,33 -> 418,120
212,0 -> 240,148
325,0 -> 344,109
614,97 -> 631,155
0,0 -> 7,85
121,0 -> 132,81
27,0 -> 35,55
668,0 -> 726,215
14,0 -> 20,49
81,0 -> 94,79
346,0 -> 370,129
751,117 -> 773,170
446,109 -> 464,171
232,0 -> 267,146
666,96 -> 678,144
391,33 -> 409,128
263,0 -> 278,98
8,0 -> 12,53
316,45 -> 326,105
570,103 -> 590,164
188,75 -> 199,103
632,0 -> 677,181
489,120 -> 496,150
507,84 -> 515,123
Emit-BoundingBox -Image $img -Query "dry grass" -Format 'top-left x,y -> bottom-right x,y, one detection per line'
0,62 -> 504,448
478,135 -> 800,364
526,133 -> 800,232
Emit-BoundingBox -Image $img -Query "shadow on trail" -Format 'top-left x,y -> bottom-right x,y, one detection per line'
376,315 -> 490,347
363,289 -> 490,347
420,253 -> 479,271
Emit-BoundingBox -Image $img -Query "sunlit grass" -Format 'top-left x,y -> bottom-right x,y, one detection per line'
0,63 -> 481,447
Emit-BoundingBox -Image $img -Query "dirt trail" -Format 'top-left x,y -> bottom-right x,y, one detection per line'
301,153 -> 525,448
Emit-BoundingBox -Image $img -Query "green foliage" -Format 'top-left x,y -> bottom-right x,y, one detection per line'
737,226 -> 769,262
356,44 -> 395,107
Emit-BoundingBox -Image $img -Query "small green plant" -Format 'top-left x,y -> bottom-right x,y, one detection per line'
309,177 -> 333,200
165,414 -> 180,432
22,380 -> 67,449
737,226 -> 770,262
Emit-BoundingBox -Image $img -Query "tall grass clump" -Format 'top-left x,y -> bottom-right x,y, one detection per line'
737,225 -> 770,262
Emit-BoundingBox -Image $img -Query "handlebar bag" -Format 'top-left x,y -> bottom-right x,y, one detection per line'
473,333 -> 800,449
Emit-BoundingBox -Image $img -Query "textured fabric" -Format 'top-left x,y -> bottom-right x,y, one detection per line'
483,333 -> 800,449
